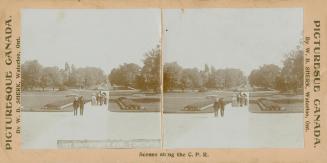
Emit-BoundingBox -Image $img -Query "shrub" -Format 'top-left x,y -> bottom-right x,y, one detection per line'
58,85 -> 67,91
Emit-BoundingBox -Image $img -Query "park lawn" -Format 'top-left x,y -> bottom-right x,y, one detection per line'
249,92 -> 304,113
22,90 -> 95,112
164,91 -> 303,113
108,95 -> 160,112
163,91 -> 234,113
107,102 -> 160,112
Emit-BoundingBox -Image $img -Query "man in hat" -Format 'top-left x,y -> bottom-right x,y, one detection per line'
79,96 -> 85,116
218,97 -> 225,117
213,98 -> 220,117
73,97 -> 79,116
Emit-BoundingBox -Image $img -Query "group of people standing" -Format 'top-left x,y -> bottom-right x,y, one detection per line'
213,92 -> 248,117
213,97 -> 225,117
73,96 -> 85,116
91,91 -> 108,106
235,92 -> 248,107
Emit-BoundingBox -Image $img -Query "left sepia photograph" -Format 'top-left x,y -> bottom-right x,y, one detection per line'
21,9 -> 161,149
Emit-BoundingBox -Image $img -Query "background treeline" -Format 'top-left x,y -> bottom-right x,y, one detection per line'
108,44 -> 247,92
22,60 -> 106,91
164,63 -> 247,92
22,46 -> 161,92
108,46 -> 161,92
22,43 -> 303,94
248,44 -> 303,93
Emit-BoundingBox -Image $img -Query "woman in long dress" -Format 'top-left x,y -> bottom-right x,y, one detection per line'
91,94 -> 96,106
79,96 -> 85,116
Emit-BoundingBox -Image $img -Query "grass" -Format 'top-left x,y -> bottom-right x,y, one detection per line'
248,92 -> 304,113
23,89 -> 161,112
108,95 -> 160,112
164,91 -> 303,113
163,91 -> 233,113
23,89 -> 304,113
184,100 -> 214,111
22,90 -> 95,112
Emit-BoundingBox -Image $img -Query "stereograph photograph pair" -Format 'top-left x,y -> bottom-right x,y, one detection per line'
19,8 -> 305,149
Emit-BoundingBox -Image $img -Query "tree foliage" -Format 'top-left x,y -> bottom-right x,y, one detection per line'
108,45 -> 161,92
248,64 -> 281,89
109,63 -> 141,88
141,46 -> 161,91
248,45 -> 304,93
22,60 -> 42,90
163,62 -> 246,92
22,60 -> 106,91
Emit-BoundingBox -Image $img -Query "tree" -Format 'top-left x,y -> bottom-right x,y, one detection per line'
179,68 -> 204,90
281,48 -> 304,92
212,69 -> 225,89
109,63 -> 141,88
63,62 -> 71,85
163,62 -> 183,91
275,75 -> 286,91
206,66 -> 216,88
248,64 -> 281,89
201,64 -> 210,88
77,67 -> 106,89
180,73 -> 192,91
22,60 -> 42,90
67,64 -> 78,87
182,68 -> 203,89
249,37 -> 304,94
135,74 -> 146,90
64,62 -> 70,73
107,45 -> 161,92
141,45 -> 161,92
223,68 -> 246,89
39,70 -> 51,91
41,66 -> 63,90
249,69 -> 262,87
248,41 -> 304,94
22,60 -> 107,90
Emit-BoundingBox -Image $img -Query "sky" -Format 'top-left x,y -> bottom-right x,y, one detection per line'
22,9 -> 161,74
163,8 -> 303,75
22,9 -> 303,76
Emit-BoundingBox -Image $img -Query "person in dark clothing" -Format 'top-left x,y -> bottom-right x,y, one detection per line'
218,98 -> 225,117
103,92 -> 107,105
99,94 -> 103,106
79,96 -> 85,116
73,97 -> 79,116
213,98 -> 220,117
236,94 -> 240,106
243,93 -> 247,106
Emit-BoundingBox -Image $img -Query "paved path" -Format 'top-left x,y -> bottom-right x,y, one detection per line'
163,103 -> 304,148
22,102 -> 303,149
22,103 -> 161,149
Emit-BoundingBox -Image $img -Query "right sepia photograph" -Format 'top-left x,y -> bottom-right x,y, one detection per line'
162,8 -> 304,148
